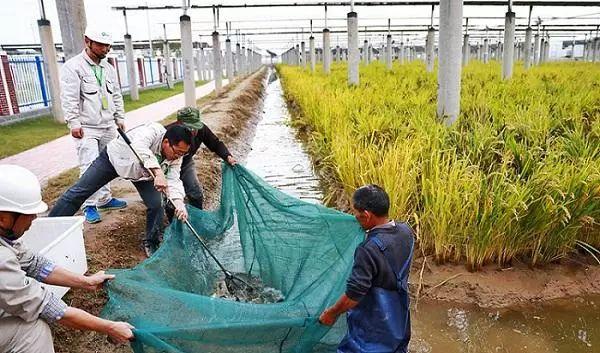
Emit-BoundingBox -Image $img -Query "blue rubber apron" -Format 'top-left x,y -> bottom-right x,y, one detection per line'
338,224 -> 414,353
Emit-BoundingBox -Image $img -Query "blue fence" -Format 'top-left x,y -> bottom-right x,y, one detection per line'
7,55 -> 185,114
7,55 -> 61,112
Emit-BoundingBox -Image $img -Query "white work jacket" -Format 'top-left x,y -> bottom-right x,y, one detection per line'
107,123 -> 185,200
60,50 -> 125,130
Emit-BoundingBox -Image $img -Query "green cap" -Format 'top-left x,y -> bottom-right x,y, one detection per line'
176,107 -> 204,130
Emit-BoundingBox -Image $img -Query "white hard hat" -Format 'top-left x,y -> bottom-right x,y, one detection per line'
84,27 -> 113,45
0,165 -> 48,215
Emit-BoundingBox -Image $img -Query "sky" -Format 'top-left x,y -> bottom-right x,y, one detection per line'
1,1 -> 599,55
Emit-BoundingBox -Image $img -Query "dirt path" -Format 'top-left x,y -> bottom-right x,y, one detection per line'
50,69 -> 267,353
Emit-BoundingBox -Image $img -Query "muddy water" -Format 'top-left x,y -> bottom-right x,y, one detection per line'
212,69 -> 599,353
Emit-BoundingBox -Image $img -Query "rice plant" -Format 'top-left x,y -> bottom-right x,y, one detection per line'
278,60 -> 600,268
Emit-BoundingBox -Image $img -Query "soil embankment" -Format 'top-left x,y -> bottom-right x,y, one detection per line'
50,69 -> 267,353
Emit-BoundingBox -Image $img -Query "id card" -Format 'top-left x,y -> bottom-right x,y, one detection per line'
101,95 -> 109,110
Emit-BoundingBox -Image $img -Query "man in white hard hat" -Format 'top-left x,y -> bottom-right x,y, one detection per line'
60,26 -> 128,224
0,165 -> 134,352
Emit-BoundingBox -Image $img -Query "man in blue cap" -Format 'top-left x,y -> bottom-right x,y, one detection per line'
319,185 -> 414,353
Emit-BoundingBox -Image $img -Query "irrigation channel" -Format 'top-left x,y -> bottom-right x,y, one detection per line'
209,68 -> 599,353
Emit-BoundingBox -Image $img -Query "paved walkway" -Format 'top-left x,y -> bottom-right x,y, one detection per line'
0,80 -> 228,184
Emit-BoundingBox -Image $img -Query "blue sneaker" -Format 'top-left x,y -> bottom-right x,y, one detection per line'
83,206 -> 101,224
98,198 -> 128,211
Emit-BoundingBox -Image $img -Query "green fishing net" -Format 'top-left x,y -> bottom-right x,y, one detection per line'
101,164 -> 365,353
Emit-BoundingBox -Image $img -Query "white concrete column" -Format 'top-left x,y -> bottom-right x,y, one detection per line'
56,0 -> 86,60
309,36 -> 316,72
594,38 -> 600,62
195,49 -> 204,81
124,34 -> 139,100
180,15 -> 195,107
426,28 -> 435,72
544,36 -> 550,62
462,34 -> 469,66
323,29 -> 331,74
301,41 -> 306,68
240,46 -> 246,74
363,40 -> 369,64
247,47 -> 252,73
502,11 -> 516,80
399,42 -> 404,64
347,11 -> 359,85
533,33 -> 540,65
212,32 -> 222,93
295,44 -> 301,66
163,41 -> 174,88
235,43 -> 241,75
386,34 -> 393,71
37,19 -> 63,122
524,28 -> 533,69
437,0 -> 463,125
225,39 -> 234,82
335,45 -> 341,62
483,38 -> 489,63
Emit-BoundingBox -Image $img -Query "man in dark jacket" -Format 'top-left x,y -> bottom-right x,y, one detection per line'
166,107 -> 237,215
319,185 -> 414,353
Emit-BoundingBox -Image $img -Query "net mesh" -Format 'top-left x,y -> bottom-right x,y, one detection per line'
101,164 -> 364,353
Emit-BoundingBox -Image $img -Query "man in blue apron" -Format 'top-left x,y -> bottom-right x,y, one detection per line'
319,184 -> 414,353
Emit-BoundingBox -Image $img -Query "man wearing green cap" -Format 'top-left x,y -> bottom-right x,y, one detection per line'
166,107 -> 236,214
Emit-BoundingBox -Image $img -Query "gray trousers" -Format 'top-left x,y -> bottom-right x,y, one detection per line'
0,317 -> 54,353
76,126 -> 117,207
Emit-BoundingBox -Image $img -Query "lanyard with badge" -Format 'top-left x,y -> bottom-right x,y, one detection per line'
90,65 -> 109,110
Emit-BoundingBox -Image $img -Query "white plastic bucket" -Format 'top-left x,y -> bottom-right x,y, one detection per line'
20,216 -> 87,298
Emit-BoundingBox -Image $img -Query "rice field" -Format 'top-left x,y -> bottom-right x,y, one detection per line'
278,60 -> 600,269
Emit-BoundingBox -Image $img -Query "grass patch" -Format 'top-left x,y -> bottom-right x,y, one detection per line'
0,80 -> 207,158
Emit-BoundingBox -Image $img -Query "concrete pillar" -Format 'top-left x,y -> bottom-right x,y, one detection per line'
347,11 -> 359,85
37,19 -> 63,122
225,39 -> 234,82
386,34 -> 393,71
533,33 -> 540,65
212,32 -> 222,93
437,0 -> 463,125
300,41 -> 306,68
571,40 -> 576,61
483,38 -> 489,63
594,38 -> 600,63
234,43 -> 241,75
179,15 -> 195,107
524,28 -> 533,69
195,49 -> 204,81
295,44 -> 301,66
399,42 -> 404,64
124,34 -> 139,100
502,11 -> 516,80
323,29 -> 331,74
363,40 -> 369,64
309,36 -> 316,72
240,46 -> 246,74
514,42 -> 519,63
462,34 -> 469,66
335,45 -> 340,62
247,47 -> 252,73
56,0 -> 86,60
544,36 -> 550,62
426,28 -> 435,72
163,41 -> 174,88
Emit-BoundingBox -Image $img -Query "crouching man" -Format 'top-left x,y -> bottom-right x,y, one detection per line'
0,165 -> 133,352
49,123 -> 192,257
319,185 -> 415,353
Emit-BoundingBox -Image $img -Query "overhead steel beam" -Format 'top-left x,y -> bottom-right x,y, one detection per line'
112,1 -> 600,11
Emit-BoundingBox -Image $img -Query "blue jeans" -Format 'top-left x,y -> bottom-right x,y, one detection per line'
49,149 -> 164,245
